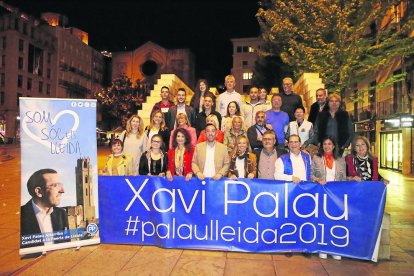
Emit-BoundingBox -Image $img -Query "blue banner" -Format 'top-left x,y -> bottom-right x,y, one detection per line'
99,176 -> 386,261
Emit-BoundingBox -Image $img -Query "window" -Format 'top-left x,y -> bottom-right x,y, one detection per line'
46,83 -> 50,95
47,52 -> 51,64
38,81 -> 43,93
14,18 -> 19,30
47,68 -> 51,79
27,78 -> 32,90
19,39 -> 24,52
1,73 -> 4,86
23,23 -> 28,35
242,46 -> 248,52
18,57 -> 23,69
248,47 -> 254,53
0,91 -> 4,105
242,61 -> 248,66
237,46 -> 242,53
2,36 -> 6,49
17,75 -> 23,88
242,72 -> 253,80
1,55 -> 5,67
17,92 -> 22,106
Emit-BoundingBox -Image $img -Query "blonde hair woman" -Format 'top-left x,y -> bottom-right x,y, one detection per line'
119,114 -> 148,175
145,110 -> 170,151
197,114 -> 224,143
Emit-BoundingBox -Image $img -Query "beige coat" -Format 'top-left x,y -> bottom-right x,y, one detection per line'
192,141 -> 230,177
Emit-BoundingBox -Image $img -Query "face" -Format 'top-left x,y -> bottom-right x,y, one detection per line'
205,125 -> 217,142
176,132 -> 186,145
151,137 -> 162,149
329,97 -> 341,111
255,112 -> 265,125
177,116 -> 187,127
206,117 -> 216,126
322,139 -> 335,153
232,117 -> 242,130
203,97 -> 213,109
199,81 -> 207,92
249,87 -> 259,101
355,139 -> 368,157
41,173 -> 64,207
152,112 -> 163,125
225,78 -> 235,91
161,88 -> 169,100
262,134 -> 275,150
177,91 -> 186,104
112,142 -> 123,155
294,108 -> 304,121
259,89 -> 267,101
316,89 -> 327,104
283,81 -> 293,93
288,136 -> 301,154
237,138 -> 248,153
130,117 -> 140,130
228,102 -> 237,115
271,96 -> 282,109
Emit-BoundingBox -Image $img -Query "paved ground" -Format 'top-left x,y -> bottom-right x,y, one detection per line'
0,145 -> 413,275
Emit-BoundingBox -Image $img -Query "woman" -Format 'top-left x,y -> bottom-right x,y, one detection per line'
221,101 -> 242,132
119,115 -> 148,175
139,134 -> 168,176
101,139 -> 133,176
311,136 -> 346,184
224,116 -> 246,153
169,113 -> 197,149
228,135 -> 257,179
145,110 -> 170,151
166,128 -> 194,182
345,136 -> 389,183
259,87 -> 272,111
190,79 -> 216,113
197,114 -> 224,143
311,136 -> 346,260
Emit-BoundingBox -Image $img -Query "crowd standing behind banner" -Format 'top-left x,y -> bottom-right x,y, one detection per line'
100,75 -> 388,260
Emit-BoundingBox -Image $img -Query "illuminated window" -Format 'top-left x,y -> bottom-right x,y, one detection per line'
243,72 -> 253,80
248,47 -> 254,52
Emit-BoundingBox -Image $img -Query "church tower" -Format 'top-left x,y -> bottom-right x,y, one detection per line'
75,157 -> 96,222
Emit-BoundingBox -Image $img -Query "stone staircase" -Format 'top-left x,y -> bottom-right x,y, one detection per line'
139,74 -> 194,126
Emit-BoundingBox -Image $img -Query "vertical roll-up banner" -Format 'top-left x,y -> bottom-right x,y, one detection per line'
19,98 -> 100,255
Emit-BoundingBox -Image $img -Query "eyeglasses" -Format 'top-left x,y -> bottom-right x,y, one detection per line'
46,182 -> 63,189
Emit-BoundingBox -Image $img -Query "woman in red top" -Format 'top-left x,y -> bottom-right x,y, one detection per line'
166,128 -> 194,182
197,114 -> 224,143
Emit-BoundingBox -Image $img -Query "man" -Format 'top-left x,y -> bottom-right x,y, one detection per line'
192,124 -> 230,180
274,135 -> 311,183
280,77 -> 304,121
20,169 -> 69,247
241,86 -> 266,128
265,94 -> 289,147
216,75 -> 242,117
254,130 -> 287,179
247,111 -> 272,152
314,93 -> 354,156
194,92 -> 222,137
308,88 -> 329,125
151,86 -> 175,116
166,88 -> 195,130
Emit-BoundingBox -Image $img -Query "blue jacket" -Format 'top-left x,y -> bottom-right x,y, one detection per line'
279,152 -> 311,181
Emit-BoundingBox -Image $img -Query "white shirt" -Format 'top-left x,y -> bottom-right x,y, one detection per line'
235,157 -> 245,178
274,152 -> 307,181
32,200 -> 54,245
325,159 -> 336,181
217,91 -> 242,117
203,142 -> 216,177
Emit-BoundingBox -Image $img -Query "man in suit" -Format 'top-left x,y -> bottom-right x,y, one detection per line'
20,168 -> 69,248
166,88 -> 195,130
308,88 -> 329,125
192,124 -> 230,180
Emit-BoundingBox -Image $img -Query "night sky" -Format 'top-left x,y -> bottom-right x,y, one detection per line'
7,0 -> 261,85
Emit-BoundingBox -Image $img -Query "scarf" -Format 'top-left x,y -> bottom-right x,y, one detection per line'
324,152 -> 334,169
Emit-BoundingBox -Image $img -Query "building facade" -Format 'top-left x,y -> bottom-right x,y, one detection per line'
0,3 -> 105,140
231,37 -> 261,94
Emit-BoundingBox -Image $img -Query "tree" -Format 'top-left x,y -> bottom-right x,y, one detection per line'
256,0 -> 414,96
94,75 -> 144,130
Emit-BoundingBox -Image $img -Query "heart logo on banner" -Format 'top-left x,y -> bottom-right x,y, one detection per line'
22,109 -> 80,150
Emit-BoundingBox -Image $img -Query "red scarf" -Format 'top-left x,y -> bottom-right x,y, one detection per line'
324,152 -> 334,169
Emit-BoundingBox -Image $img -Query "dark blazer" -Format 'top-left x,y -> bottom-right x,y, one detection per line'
166,105 -> 195,130
195,110 -> 222,136
139,150 -> 168,175
20,200 -> 70,248
308,101 -> 329,125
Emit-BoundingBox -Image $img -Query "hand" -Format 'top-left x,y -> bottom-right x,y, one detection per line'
166,171 -> 173,182
317,178 -> 327,185
158,172 -> 165,177
229,174 -> 237,179
352,176 -> 362,182
212,173 -> 222,180
247,173 -> 255,179
266,124 -> 272,130
185,173 -> 193,182
292,176 -> 301,183
383,179 -> 390,185
196,172 -> 205,180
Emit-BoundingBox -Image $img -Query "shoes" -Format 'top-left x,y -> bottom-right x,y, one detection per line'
319,253 -> 327,259
332,255 -> 342,260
